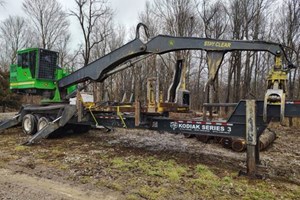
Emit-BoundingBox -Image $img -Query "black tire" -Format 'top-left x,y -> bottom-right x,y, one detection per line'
22,114 -> 37,135
37,117 -> 50,131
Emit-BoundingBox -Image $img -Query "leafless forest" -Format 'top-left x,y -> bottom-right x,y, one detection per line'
0,0 -> 299,110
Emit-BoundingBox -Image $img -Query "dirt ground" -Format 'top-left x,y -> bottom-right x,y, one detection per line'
0,113 -> 299,199
0,168 -> 119,200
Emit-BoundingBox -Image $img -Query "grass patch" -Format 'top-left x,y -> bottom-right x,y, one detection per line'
110,156 -> 186,182
138,185 -> 169,200
96,180 -> 123,191
34,152 -> 50,159
196,164 -> 217,179
187,167 -> 286,200
14,145 -> 28,152
164,165 -> 186,182
79,176 -> 91,184
222,176 -> 233,183
111,157 -> 132,171
2,131 -> 298,200
105,182 -> 123,191
107,156 -> 299,199
125,194 -> 140,200
58,164 -> 69,170
137,157 -> 187,182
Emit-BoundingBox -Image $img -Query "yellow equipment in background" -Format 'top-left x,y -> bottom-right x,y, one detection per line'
264,55 -> 287,124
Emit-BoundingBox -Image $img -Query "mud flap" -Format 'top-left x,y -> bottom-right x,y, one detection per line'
23,105 -> 77,145
0,114 -> 21,133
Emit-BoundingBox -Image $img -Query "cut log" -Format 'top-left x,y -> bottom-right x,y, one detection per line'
259,130 -> 276,150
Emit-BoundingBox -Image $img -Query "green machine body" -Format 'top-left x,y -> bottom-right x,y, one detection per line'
10,48 -> 75,102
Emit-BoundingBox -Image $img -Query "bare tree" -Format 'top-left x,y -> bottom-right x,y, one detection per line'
275,0 -> 300,99
148,0 -> 197,103
227,0 -> 266,102
152,0 -> 196,37
0,0 -> 5,7
54,33 -> 82,70
70,0 -> 113,101
70,0 -> 113,66
198,0 -> 228,39
135,2 -> 160,102
91,23 -> 125,102
138,1 -> 159,38
22,0 -> 70,49
105,25 -> 126,101
90,16 -> 114,60
0,16 -> 32,70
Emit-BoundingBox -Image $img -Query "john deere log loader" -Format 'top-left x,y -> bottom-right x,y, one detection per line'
10,48 -> 75,102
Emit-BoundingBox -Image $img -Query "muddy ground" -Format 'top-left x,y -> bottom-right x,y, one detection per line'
0,113 -> 299,199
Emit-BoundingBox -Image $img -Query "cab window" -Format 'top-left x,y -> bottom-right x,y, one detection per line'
17,51 -> 36,78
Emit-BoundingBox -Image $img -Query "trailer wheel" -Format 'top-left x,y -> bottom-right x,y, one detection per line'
37,117 -> 50,131
22,114 -> 37,135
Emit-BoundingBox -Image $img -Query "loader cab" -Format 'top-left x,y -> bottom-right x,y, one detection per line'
10,48 -> 73,101
16,48 -> 58,80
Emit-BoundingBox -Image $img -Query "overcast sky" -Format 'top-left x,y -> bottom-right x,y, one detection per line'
0,0 -> 148,49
